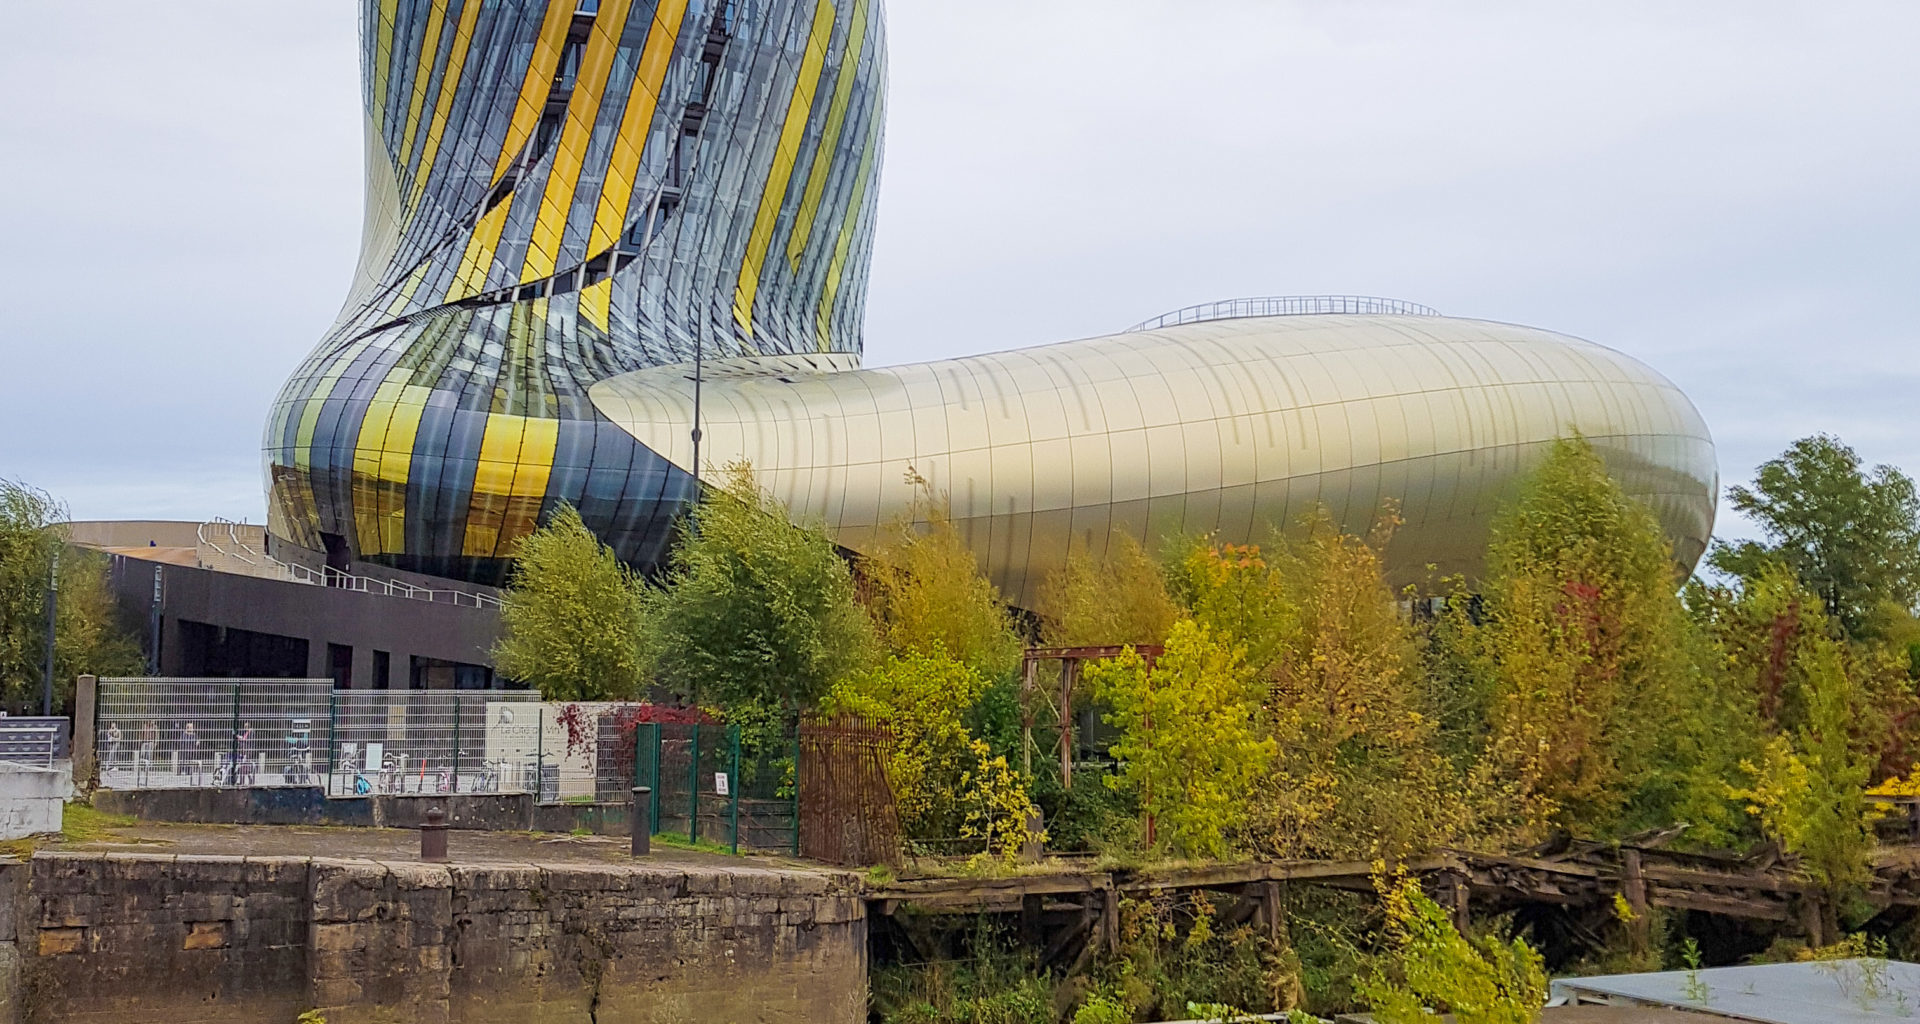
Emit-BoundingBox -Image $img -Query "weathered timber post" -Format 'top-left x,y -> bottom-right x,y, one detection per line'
420,806 -> 449,863
73,674 -> 98,790
1020,655 -> 1036,777
1447,870 -> 1472,935
1620,848 -> 1652,955
1260,880 -> 1283,947
1798,893 -> 1830,949
1021,894 -> 1045,947
1096,884 -> 1121,956
1059,659 -> 1076,788
631,787 -> 651,857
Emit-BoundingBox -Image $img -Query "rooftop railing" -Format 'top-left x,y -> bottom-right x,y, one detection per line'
1124,295 -> 1440,333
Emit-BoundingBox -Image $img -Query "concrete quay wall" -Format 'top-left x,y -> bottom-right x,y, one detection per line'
0,852 -> 866,1024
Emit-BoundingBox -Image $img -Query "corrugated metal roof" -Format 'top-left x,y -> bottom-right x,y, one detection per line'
1553,959 -> 1920,1023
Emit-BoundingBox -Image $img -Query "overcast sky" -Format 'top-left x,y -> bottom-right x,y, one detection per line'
1,1 -> 1915,542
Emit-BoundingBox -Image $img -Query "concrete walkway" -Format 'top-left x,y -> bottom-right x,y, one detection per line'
52,819 -> 830,873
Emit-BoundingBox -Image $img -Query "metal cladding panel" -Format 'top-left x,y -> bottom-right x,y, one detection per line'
590,315 -> 1718,608
266,0 -> 887,581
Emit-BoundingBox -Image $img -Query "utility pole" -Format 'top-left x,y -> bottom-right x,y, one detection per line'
41,550 -> 58,715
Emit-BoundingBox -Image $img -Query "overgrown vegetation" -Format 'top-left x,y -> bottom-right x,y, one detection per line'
0,479 -> 142,712
489,433 -> 1920,1021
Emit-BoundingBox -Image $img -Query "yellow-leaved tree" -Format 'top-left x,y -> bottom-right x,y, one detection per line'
1040,533 -> 1182,648
1089,620 -> 1274,859
1360,870 -> 1547,1024
1232,514 -> 1468,859
823,650 -> 1040,858
862,472 -> 1023,683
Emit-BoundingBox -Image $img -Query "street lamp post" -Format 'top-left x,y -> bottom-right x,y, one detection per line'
42,550 -> 58,716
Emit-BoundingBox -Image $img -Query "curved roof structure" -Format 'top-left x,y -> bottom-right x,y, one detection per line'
592,314 -> 1716,605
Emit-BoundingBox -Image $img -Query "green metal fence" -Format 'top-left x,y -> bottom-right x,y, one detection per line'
633,723 -> 797,855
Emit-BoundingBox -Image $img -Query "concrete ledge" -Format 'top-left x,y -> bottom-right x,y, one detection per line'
7,850 -> 864,1023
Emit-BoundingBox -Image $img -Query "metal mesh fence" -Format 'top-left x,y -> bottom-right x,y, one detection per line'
94,681 -> 797,850
327,690 -> 541,796
97,679 -> 332,788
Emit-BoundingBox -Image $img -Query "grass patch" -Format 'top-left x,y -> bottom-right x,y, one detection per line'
650,831 -> 737,856
0,801 -> 137,859
63,802 -> 135,842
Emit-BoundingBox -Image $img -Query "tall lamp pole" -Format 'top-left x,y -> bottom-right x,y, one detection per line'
691,330 -> 704,494
42,550 -> 58,715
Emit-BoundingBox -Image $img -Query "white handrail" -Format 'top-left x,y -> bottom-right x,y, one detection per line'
196,519 -> 501,609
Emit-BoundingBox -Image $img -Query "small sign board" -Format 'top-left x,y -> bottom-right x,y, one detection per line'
714,772 -> 730,796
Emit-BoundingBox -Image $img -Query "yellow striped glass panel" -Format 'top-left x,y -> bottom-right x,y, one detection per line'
489,0 -> 575,185
408,0 -> 484,210
579,278 -> 613,332
447,200 -> 512,299
816,107 -> 880,348
733,0 -> 837,336
786,0 -> 868,270
387,260 -> 431,315
461,413 -> 560,557
522,0 -> 637,283
371,0 -> 400,128
350,379 -> 406,553
587,0 -> 689,256
398,0 -> 448,169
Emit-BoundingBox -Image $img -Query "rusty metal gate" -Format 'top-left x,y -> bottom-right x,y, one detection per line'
798,715 -> 901,867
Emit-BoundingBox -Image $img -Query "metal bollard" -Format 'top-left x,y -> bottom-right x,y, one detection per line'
420,806 -> 449,863
631,787 -> 651,857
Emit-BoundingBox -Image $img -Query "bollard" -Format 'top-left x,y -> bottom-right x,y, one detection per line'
631,787 -> 651,857
420,806 -> 449,863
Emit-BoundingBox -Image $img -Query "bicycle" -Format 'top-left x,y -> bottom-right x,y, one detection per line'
212,752 -> 257,788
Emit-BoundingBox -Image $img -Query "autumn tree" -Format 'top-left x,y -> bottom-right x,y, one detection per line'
862,474 -> 1022,683
1039,533 -> 1181,648
1222,514 -> 1470,859
1088,620 -> 1274,859
642,464 -> 875,752
0,480 -> 141,712
1437,437 -> 1751,843
1731,629 -> 1874,909
824,651 -> 988,840
1710,434 -> 1920,641
493,503 -> 647,701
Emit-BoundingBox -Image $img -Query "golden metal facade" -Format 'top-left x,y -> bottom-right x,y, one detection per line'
591,314 -> 1717,606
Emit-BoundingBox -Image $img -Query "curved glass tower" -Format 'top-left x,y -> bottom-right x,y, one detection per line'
266,0 -> 887,581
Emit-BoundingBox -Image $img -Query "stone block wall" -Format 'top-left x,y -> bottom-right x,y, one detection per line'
0,853 -> 866,1024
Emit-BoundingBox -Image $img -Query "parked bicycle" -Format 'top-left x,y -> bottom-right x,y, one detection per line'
212,751 -> 257,788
